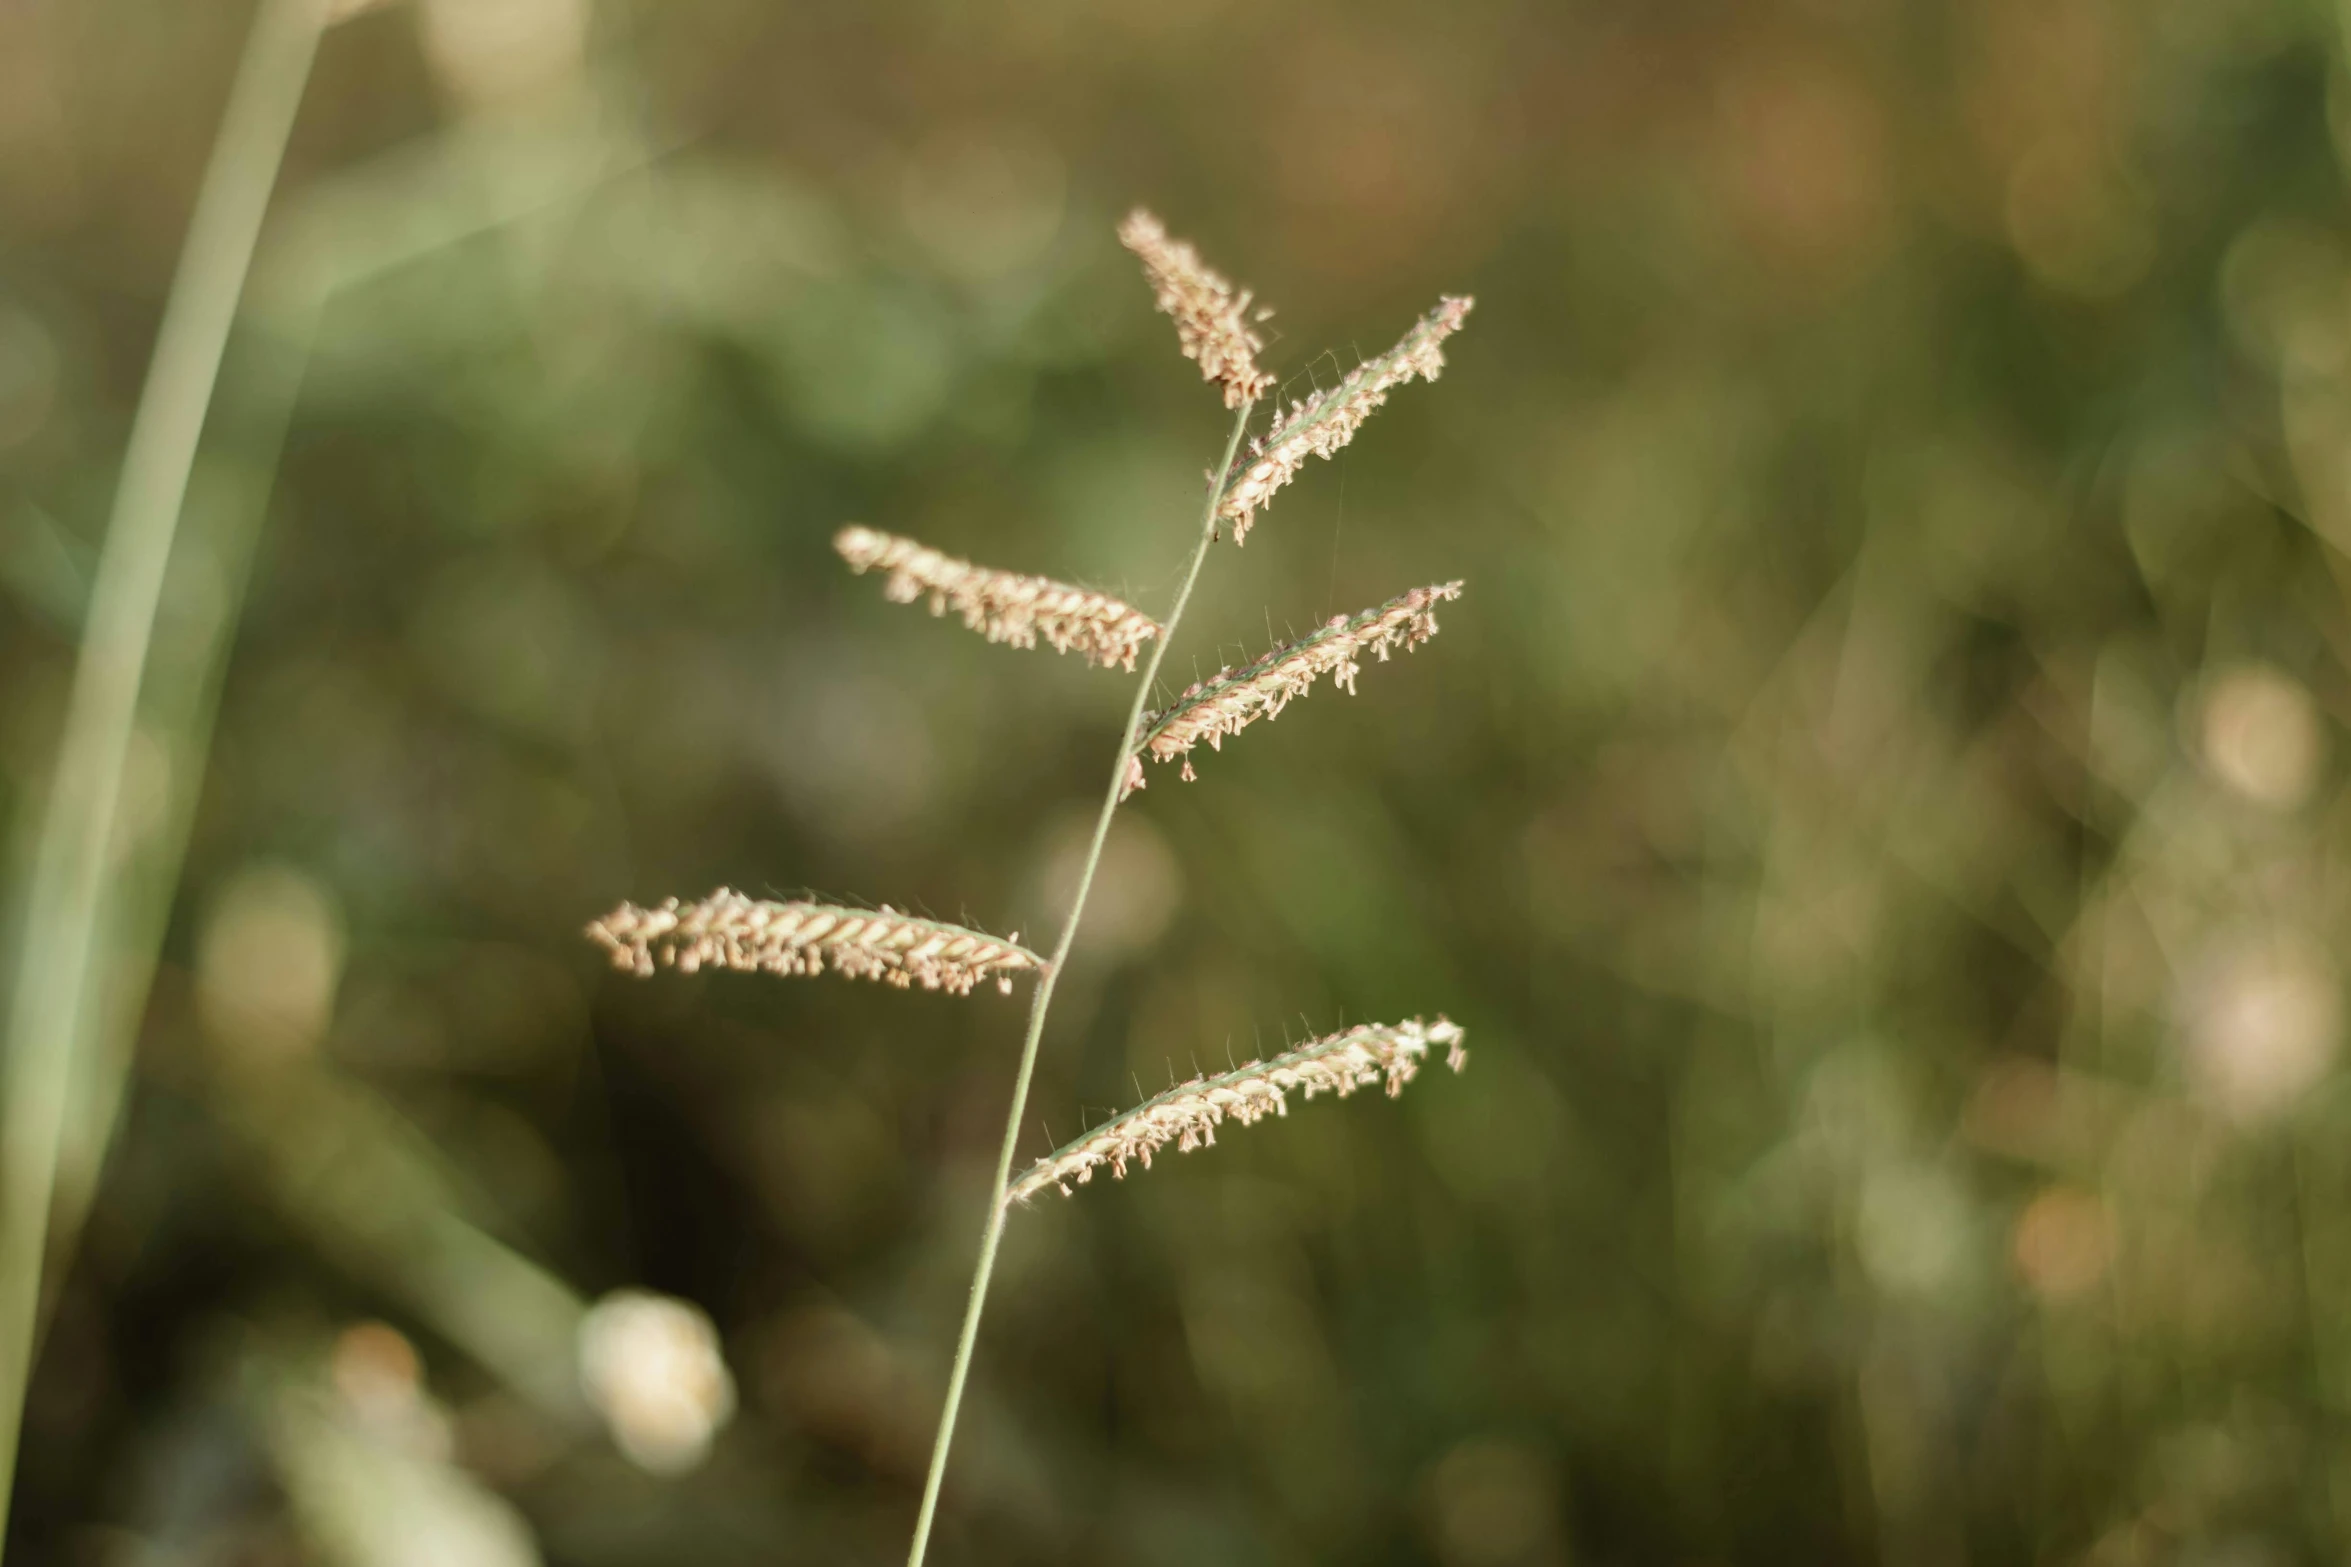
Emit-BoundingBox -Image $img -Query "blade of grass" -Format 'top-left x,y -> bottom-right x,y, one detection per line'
0,0 -> 326,1540
30,60 -> 666,1433
37,332 -> 317,1351
902,398 -> 1257,1567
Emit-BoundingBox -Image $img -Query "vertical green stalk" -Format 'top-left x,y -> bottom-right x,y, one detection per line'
0,0 -> 325,1542
903,400 -> 1256,1567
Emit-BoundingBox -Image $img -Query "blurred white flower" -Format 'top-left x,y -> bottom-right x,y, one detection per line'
577,1290 -> 737,1474
2199,663 -> 2325,810
2180,930 -> 2340,1123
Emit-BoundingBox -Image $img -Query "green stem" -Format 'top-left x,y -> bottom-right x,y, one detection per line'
903,399 -> 1256,1567
0,0 -> 324,1543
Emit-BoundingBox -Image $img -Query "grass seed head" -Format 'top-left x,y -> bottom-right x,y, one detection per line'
1006,1017 -> 1467,1204
585,890 -> 1046,996
1124,581 -> 1463,797
1119,208 -> 1275,409
1216,295 -> 1474,544
836,527 -> 1161,672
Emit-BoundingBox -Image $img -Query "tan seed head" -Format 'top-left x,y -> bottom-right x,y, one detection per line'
1125,582 -> 1463,796
835,527 -> 1160,672
1119,209 -> 1275,409
1007,1017 -> 1467,1204
585,890 -> 1045,996
1216,295 -> 1474,544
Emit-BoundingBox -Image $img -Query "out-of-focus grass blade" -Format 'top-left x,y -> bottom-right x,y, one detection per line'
0,0 -> 327,1543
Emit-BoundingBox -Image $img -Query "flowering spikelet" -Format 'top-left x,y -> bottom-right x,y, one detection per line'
1006,1017 -> 1467,1204
1118,209 -> 1274,409
1216,295 -> 1474,544
585,890 -> 1045,996
835,527 -> 1161,672
1123,581 -> 1463,797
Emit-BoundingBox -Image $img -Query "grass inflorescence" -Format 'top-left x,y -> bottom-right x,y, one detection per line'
835,526 -> 1162,672
586,891 -> 1045,996
1007,1018 -> 1467,1204
1125,581 -> 1463,794
1118,208 -> 1274,409
1217,295 -> 1474,543
583,210 -> 1475,1567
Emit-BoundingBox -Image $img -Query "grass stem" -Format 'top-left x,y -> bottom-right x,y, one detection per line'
902,399 -> 1257,1567
0,0 -> 324,1543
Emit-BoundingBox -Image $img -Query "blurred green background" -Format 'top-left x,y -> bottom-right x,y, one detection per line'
7,0 -> 2351,1561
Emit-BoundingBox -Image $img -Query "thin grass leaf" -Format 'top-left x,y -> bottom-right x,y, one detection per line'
0,0 -> 330,1536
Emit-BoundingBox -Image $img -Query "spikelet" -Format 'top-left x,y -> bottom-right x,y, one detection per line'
1006,1017 -> 1467,1204
1215,295 -> 1474,544
1123,581 -> 1463,797
1119,209 -> 1274,409
835,527 -> 1161,672
586,890 -> 1046,996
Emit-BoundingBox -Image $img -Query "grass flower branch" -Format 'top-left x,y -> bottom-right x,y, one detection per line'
835,526 -> 1162,671
1007,1018 -> 1467,1204
1118,208 -> 1274,408
585,892 -> 1045,995
1125,580 -> 1463,794
1217,295 -> 1474,543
